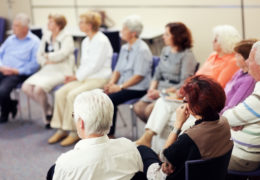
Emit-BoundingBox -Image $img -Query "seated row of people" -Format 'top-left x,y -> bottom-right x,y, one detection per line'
48,41 -> 260,179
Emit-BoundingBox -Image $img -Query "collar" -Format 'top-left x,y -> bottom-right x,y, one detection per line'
74,135 -> 109,150
195,113 -> 219,126
13,31 -> 33,40
122,38 -> 141,52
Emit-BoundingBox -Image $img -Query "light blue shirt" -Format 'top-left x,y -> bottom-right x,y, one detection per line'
0,31 -> 40,75
115,39 -> 152,90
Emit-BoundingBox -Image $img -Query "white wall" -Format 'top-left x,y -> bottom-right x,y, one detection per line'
1,0 -> 260,63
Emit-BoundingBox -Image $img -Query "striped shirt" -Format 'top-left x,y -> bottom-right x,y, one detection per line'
223,81 -> 260,161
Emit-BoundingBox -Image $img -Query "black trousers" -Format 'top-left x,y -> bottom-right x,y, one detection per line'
108,89 -> 146,135
0,73 -> 28,116
137,145 -> 161,175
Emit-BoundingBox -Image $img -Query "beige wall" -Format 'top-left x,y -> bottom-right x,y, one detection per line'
1,0 -> 260,63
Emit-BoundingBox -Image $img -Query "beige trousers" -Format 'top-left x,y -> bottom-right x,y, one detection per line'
51,78 -> 108,131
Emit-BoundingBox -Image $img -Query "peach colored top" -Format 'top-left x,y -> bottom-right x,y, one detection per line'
196,52 -> 239,88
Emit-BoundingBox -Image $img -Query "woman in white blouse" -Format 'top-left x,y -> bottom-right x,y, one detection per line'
22,14 -> 75,128
48,11 -> 113,147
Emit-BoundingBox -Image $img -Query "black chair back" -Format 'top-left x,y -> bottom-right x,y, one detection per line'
185,149 -> 232,180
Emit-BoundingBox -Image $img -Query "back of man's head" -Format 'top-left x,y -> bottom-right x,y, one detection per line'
74,89 -> 114,136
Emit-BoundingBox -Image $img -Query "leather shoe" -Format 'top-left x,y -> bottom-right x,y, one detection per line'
0,115 -> 8,124
10,100 -> 18,118
60,135 -> 80,147
48,131 -> 68,144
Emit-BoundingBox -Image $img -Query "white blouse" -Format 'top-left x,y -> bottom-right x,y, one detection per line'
76,31 -> 113,81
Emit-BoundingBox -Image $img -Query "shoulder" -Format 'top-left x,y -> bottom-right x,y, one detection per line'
110,137 -> 137,149
137,39 -> 151,52
28,32 -> 40,43
95,31 -> 110,43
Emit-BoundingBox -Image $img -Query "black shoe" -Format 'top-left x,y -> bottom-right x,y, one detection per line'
45,123 -> 51,129
0,115 -> 8,124
46,114 -> 53,121
10,100 -> 18,118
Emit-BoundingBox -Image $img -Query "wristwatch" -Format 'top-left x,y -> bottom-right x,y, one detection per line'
172,127 -> 181,135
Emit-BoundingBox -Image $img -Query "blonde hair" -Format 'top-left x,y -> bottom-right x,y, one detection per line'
213,25 -> 241,54
80,11 -> 102,32
48,14 -> 67,30
73,89 -> 114,136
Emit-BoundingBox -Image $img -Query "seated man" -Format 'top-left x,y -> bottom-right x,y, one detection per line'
47,90 -> 143,180
0,13 -> 40,123
223,41 -> 260,172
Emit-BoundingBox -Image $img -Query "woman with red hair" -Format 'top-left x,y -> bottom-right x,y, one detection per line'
137,75 -> 233,180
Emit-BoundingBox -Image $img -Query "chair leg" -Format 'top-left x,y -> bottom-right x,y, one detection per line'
117,108 -> 128,127
130,104 -> 138,140
26,95 -> 32,120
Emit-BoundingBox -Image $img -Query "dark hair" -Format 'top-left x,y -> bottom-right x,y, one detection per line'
180,75 -> 226,118
234,39 -> 258,60
166,22 -> 193,52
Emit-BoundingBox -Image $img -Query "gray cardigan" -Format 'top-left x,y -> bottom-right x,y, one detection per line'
153,46 -> 197,89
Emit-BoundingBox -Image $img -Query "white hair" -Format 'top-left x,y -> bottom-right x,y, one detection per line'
252,41 -> 260,65
123,15 -> 143,37
73,89 -> 114,136
213,25 -> 241,54
14,13 -> 30,27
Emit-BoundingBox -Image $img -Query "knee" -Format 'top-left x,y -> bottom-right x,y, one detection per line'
144,103 -> 155,119
22,83 -> 32,95
33,86 -> 45,97
133,101 -> 145,115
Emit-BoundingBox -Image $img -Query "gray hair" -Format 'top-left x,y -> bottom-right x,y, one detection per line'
252,41 -> 260,65
123,15 -> 143,37
73,89 -> 114,136
213,25 -> 241,54
14,13 -> 30,27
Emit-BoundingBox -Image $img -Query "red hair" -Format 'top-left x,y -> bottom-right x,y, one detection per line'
166,22 -> 193,52
180,75 -> 226,118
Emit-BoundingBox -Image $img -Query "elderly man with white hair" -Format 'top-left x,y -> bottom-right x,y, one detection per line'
103,15 -> 152,137
47,89 -> 143,180
0,13 -> 40,123
223,41 -> 260,172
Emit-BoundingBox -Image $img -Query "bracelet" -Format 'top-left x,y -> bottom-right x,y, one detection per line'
119,84 -> 124,90
172,127 -> 181,135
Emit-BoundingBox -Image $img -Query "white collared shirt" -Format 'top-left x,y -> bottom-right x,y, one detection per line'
53,135 -> 143,180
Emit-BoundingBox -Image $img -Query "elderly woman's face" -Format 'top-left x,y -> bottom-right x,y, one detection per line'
48,18 -> 59,32
213,36 -> 221,53
163,27 -> 173,46
121,26 -> 134,42
235,53 -> 248,70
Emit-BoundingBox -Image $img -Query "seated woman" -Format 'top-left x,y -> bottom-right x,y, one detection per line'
136,25 -> 242,151
104,15 -> 152,137
137,75 -> 233,180
48,11 -> 113,146
133,22 -> 197,122
22,14 -> 74,128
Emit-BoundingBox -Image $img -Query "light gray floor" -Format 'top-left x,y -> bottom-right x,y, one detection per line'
0,91 -> 145,180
